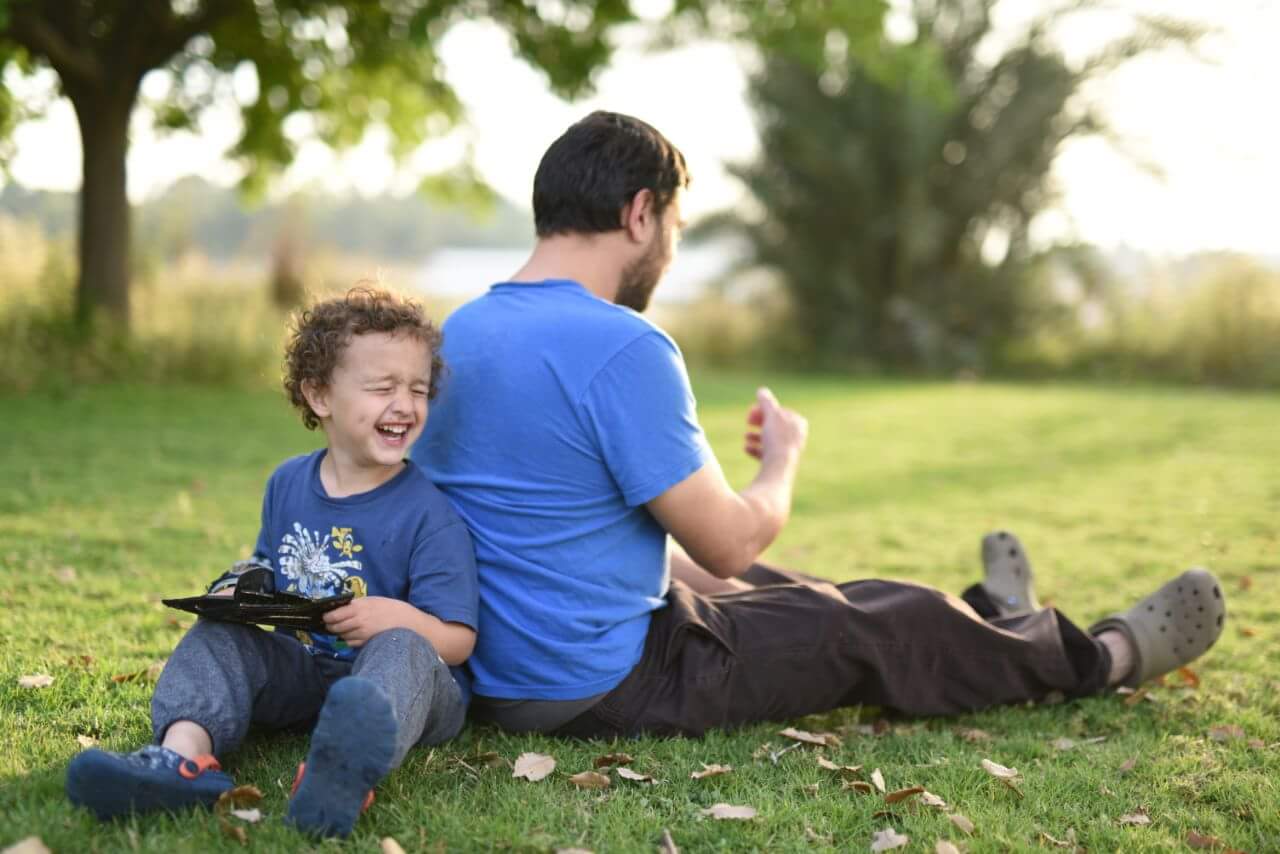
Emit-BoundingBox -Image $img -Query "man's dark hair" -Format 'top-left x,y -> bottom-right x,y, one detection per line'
533,111 -> 690,237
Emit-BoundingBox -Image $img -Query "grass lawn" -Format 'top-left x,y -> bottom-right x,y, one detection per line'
2,375 -> 1277,852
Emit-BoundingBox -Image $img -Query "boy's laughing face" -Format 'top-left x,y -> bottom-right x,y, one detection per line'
305,331 -> 432,474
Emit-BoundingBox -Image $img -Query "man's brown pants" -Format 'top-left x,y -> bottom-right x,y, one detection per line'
555,564 -> 1110,739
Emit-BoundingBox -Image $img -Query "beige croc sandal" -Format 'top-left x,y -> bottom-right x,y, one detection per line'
981,530 -> 1041,618
1089,567 -> 1226,688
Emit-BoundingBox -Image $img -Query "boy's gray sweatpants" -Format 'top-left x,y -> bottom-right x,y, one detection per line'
151,620 -> 465,767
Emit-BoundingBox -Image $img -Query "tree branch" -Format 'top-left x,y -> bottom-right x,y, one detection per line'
136,0 -> 249,71
6,4 -> 102,83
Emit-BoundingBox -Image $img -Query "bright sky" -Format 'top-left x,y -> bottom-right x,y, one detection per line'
3,0 -> 1275,257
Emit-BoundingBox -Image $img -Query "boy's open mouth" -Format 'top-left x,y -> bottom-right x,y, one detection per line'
376,423 -> 410,440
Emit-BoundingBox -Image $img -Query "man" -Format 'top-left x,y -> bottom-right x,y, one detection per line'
413,111 -> 1225,737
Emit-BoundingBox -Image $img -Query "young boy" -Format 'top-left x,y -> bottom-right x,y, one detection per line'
66,287 -> 478,838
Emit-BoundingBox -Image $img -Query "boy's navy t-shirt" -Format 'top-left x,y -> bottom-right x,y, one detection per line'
251,450 -> 478,697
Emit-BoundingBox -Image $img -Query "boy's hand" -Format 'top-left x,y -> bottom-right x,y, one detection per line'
209,587 -> 236,597
322,596 -> 420,647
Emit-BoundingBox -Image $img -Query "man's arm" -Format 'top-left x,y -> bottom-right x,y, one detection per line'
648,387 -> 808,579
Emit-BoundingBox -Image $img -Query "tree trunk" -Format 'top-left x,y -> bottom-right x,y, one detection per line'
69,86 -> 137,329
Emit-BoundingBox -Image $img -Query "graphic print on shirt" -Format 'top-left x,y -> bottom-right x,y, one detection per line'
277,522 -> 365,598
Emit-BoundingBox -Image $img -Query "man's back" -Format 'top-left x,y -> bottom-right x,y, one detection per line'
413,278 -> 710,700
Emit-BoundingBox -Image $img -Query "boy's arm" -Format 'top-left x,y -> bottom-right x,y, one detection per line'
321,597 -> 476,664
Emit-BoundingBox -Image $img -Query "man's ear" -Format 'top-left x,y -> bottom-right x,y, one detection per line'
620,188 -> 656,244
301,378 -> 332,421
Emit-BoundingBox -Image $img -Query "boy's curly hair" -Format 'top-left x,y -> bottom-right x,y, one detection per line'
284,286 -> 444,431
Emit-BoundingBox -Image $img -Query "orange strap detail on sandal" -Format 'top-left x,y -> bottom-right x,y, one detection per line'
178,754 -> 223,780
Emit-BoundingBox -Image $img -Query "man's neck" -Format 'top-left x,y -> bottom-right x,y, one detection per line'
510,234 -> 624,304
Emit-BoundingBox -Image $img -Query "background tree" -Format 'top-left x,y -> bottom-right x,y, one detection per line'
0,0 -> 641,329
729,0 -> 1200,371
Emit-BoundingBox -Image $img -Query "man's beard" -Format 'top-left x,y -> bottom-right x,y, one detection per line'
615,233 -> 667,313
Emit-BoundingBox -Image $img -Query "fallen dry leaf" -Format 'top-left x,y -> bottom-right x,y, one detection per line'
1238,626 -> 1258,638
1177,666 -> 1201,689
869,827 -> 909,852
1118,757 -> 1138,775
1118,812 -> 1151,826
380,839 -> 407,854
465,751 -> 505,768
802,783 -> 820,797
1,837 -> 51,854
513,752 -> 556,782
18,674 -> 54,689
1247,738 -> 1265,750
615,767 -> 656,784
1038,830 -> 1075,848
593,752 -> 634,768
844,780 -> 875,794
690,763 -> 732,780
980,759 -> 1019,780
817,756 -> 863,776
699,803 -> 757,820
659,828 -> 679,854
920,791 -> 947,809
75,735 -> 99,748
215,785 -> 263,811
948,814 -> 975,835
1186,831 -> 1223,850
1051,737 -> 1076,751
110,660 -> 166,684
218,817 -> 249,846
568,771 -> 611,790
884,786 -> 925,805
870,768 -> 886,792
935,842 -> 961,854
555,849 -> 594,854
957,728 -> 992,743
1238,575 -> 1253,591
54,566 -> 77,584
1208,724 -> 1246,742
230,808 -> 262,823
779,727 -> 841,747
1122,686 -> 1151,706
66,655 -> 95,669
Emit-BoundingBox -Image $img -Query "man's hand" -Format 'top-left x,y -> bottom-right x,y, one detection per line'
744,387 -> 808,464
322,596 -> 420,648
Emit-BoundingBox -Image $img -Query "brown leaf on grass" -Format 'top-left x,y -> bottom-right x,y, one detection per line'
1187,831 -> 1224,849
1208,724 -> 1246,742
935,841 -> 961,854
1039,690 -> 1067,706
980,759 -> 1019,780
844,780 -> 875,794
1238,626 -> 1258,638
659,828 -> 679,854
699,803 -> 757,820
230,808 -> 262,823
690,763 -> 732,780
869,827 -> 910,851
593,752 -> 634,768
884,786 -> 925,804
1118,811 -> 1151,826
54,566 -> 77,584
512,752 -> 556,781
2,837 -> 52,854
870,768 -> 886,792
1122,686 -> 1151,706
66,655 -> 95,669
110,660 -> 166,684
1118,757 -> 1138,775
466,751 -> 505,768
920,791 -> 947,809
215,785 -> 263,811
779,727 -> 842,747
1238,575 -> 1253,591
18,674 -> 54,689
1176,666 -> 1201,689
555,848 -> 594,854
75,735 -> 99,748
218,819 -> 249,846
1247,738 -> 1265,750
615,767 -> 657,784
802,783 -> 820,797
948,814 -> 975,835
381,839 -> 408,854
816,756 -> 863,776
957,728 -> 992,743
1052,736 -> 1106,751
568,771 -> 611,790
1038,830 -> 1076,848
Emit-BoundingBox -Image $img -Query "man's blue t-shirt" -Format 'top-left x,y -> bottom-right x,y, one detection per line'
251,451 -> 479,694
412,279 -> 712,701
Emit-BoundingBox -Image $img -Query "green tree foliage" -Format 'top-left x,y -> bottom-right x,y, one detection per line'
730,0 -> 1201,372
0,0 -> 639,328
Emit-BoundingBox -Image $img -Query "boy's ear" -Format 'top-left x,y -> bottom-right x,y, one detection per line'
301,379 -> 332,421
